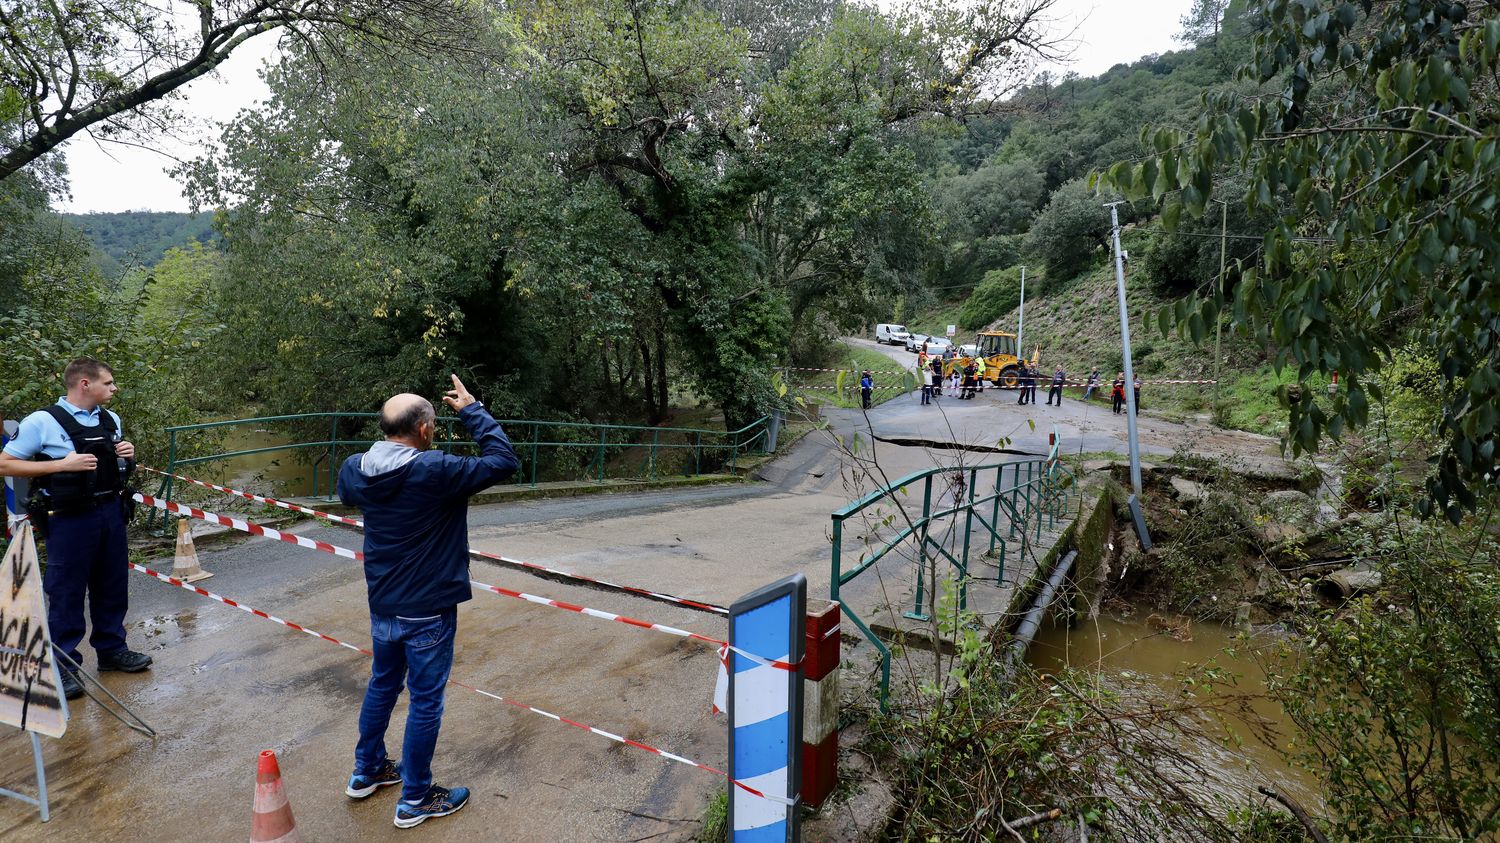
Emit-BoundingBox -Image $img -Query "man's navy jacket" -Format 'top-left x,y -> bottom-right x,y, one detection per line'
338,403 -> 519,617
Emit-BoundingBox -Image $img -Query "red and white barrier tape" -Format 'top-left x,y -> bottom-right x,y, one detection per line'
142,466 -> 729,615
1037,379 -> 1218,387
792,379 -> 1218,391
468,578 -> 794,671
140,467 -> 362,526
132,492 -> 362,560
781,367 -> 908,374
130,561 -> 371,655
470,550 -> 728,615
134,490 -> 763,666
792,385 -> 906,391
127,561 -> 793,806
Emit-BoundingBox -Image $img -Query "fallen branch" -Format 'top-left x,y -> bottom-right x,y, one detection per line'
1000,806 -> 1064,838
1257,785 -> 1329,843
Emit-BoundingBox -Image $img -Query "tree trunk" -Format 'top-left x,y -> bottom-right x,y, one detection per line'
653,322 -> 669,422
639,336 -> 660,425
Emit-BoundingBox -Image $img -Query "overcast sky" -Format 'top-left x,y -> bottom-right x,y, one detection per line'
57,0 -> 1195,214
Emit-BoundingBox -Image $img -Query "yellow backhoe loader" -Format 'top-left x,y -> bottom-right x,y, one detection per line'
941,331 -> 1038,389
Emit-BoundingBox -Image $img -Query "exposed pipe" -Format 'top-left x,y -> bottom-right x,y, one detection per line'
1005,549 -> 1078,678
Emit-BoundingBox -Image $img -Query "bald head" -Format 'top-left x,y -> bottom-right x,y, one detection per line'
379,393 -> 436,445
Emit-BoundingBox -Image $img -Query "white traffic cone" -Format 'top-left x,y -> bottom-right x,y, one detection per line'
171,517 -> 213,582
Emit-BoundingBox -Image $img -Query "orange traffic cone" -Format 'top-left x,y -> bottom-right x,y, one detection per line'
251,749 -> 301,843
172,518 -> 213,582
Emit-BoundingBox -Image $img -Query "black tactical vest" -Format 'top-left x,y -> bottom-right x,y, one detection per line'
35,405 -> 131,507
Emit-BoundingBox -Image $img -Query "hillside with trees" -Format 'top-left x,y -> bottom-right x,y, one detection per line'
62,211 -> 218,275
5,1 -> 1500,838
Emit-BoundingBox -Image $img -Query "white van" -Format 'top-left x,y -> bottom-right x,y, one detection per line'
875,323 -> 911,345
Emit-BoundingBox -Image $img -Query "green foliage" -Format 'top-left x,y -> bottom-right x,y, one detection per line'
1023,178 -> 1113,281
697,789 -> 727,841
1102,1 -> 1500,522
0,176 -> 221,462
63,212 -> 218,276
931,158 -> 1044,289
174,0 -> 1066,432
786,343 -> 907,410
1270,515 -> 1500,839
1374,344 -> 1443,446
957,265 -> 1023,330
0,0 -> 482,182
879,658 -> 1267,841
1177,0 -> 1234,46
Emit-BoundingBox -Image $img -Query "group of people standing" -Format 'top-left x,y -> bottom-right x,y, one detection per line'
916,359 -> 1145,414
902,351 -> 1147,415
917,351 -> 983,404
1082,369 -> 1144,415
1014,363 -> 1069,406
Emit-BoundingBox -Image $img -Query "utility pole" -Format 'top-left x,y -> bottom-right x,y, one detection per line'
1107,202 -> 1152,550
1215,199 -> 1227,409
1016,265 -> 1026,362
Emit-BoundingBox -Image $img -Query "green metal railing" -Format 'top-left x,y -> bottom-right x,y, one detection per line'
829,430 -> 1075,709
149,412 -> 771,520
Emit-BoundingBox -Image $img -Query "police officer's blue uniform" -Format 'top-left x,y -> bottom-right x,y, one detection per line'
3,399 -> 134,671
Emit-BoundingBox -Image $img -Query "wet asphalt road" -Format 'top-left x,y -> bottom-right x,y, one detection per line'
2,346 -> 1287,841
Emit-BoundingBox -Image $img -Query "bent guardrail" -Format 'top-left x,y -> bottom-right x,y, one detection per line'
829,428 -> 1075,710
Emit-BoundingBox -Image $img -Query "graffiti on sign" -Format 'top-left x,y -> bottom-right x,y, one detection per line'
0,523 -> 66,737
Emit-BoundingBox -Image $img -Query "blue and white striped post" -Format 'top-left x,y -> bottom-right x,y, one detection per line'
727,573 -> 805,842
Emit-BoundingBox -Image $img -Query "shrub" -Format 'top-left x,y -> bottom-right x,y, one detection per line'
1024,178 -> 1113,280
958,266 -> 1025,329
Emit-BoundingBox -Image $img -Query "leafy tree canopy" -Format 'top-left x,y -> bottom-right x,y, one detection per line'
1101,0 -> 1500,522
0,0 -> 483,184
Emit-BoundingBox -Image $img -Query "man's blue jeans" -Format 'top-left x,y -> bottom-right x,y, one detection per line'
354,608 -> 457,802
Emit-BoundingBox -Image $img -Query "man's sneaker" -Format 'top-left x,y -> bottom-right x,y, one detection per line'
97,649 -> 153,672
394,785 -> 469,828
59,666 -> 84,700
346,759 -> 402,799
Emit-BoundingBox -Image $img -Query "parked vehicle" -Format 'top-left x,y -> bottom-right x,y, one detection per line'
904,333 -> 933,352
924,337 -> 954,356
875,323 -> 911,345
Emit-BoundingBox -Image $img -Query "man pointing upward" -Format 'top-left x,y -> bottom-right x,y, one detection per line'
338,375 -> 519,828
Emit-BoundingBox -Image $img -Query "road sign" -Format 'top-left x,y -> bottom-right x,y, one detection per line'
727,573 -> 805,842
0,523 -> 67,738
945,324 -> 956,337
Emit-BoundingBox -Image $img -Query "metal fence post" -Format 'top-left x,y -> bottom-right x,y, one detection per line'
987,464 -> 1003,555
1035,464 -> 1044,543
1014,459 -> 1026,537
327,414 -> 340,500
149,431 -> 178,532
829,517 -> 842,603
904,476 -> 934,622
957,468 -> 976,613
650,429 -> 659,480
529,423 -> 539,488
597,427 -> 607,483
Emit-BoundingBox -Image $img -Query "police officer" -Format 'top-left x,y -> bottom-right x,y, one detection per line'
0,358 -> 152,699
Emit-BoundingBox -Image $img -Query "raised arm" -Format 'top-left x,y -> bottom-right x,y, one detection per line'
439,376 -> 520,497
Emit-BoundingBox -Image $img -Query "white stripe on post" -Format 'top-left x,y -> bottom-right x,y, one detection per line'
728,574 -> 805,842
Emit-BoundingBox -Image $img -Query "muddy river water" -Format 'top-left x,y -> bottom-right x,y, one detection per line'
185,425 -> 325,498
1028,612 -> 1324,810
